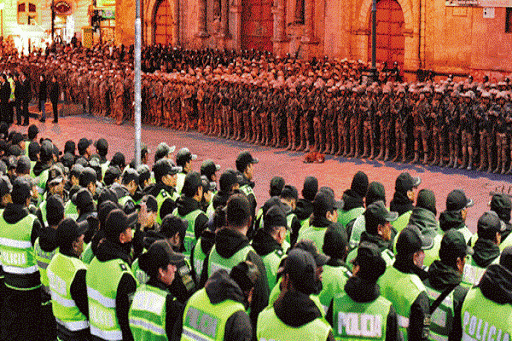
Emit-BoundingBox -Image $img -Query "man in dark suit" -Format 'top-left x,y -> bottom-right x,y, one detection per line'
20,73 -> 31,126
0,75 -> 11,123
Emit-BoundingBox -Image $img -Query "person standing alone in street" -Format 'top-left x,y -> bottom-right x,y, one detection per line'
49,75 -> 60,123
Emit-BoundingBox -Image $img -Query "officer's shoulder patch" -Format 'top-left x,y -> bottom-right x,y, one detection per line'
161,191 -> 167,198
276,250 -> 283,257
120,263 -> 128,271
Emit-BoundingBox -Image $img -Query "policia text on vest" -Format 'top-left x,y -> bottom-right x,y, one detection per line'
462,311 -> 511,341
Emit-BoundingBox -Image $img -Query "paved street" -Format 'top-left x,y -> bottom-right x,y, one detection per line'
15,112 -> 512,232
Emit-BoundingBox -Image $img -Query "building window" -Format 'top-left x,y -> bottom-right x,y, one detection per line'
17,1 -> 37,25
506,8 -> 512,33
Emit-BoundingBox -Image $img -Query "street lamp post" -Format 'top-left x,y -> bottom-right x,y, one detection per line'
51,0 -> 55,42
371,0 -> 377,81
134,0 -> 141,167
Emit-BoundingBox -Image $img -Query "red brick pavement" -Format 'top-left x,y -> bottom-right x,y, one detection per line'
14,113 -> 512,233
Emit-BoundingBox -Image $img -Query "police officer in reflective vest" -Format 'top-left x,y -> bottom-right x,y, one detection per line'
439,189 -> 474,245
0,177 -> 43,340
462,211 -> 503,287
378,225 -> 432,340
111,168 -> 139,213
86,209 -> 137,341
389,172 -> 421,234
331,242 -> 401,340
129,240 -> 186,340
235,151 -> 258,229
201,194 -> 269,329
297,188 -> 343,252
182,261 -> 259,340
424,229 -> 473,341
252,205 -> 288,290
294,176 -> 318,230
150,158 -> 182,224
47,218 -> 90,341
257,248 -> 335,341
173,172 -> 208,258
338,171 -> 368,229
461,246 -> 512,340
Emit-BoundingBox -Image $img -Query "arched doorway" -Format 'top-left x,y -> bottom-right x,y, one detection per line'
241,0 -> 273,52
153,0 -> 176,45
368,0 -> 405,69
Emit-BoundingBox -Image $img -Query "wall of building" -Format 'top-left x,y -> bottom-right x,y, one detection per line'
113,0 -> 512,76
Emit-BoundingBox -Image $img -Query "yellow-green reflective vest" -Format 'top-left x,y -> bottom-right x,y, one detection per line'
129,284 -> 168,341
319,264 -> 351,314
156,188 -> 179,225
86,257 -> 135,341
64,201 -> 79,221
172,207 -> 204,258
81,242 -> 94,264
118,195 -> 135,209
131,257 -> 149,285
338,207 -> 365,228
297,225 -> 328,252
0,214 -> 40,290
181,288 -> 245,341
257,306 -> 331,341
39,200 -> 48,227
37,168 -> 50,193
34,236 -> 58,294
239,184 -> 255,199
392,233 -> 442,268
461,255 -> 499,288
392,211 -> 412,235
424,283 -> 455,341
47,253 -> 89,333
332,293 -> 391,340
207,244 -> 253,277
191,238 -> 207,282
461,287 -> 512,341
378,266 -> 426,341
260,249 -> 285,290
349,215 -> 366,250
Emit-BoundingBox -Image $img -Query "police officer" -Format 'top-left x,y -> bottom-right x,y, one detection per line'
86,209 -> 137,341
182,261 -> 258,340
257,249 -> 335,341
175,147 -> 197,195
297,188 -> 343,252
378,225 -> 432,340
252,205 -> 288,289
0,177 -> 43,340
173,172 -> 208,258
128,240 -> 185,340
439,189 -> 474,244
462,211 -> 503,287
331,242 -> 402,340
111,168 -> 139,213
235,151 -> 258,224
338,171 -> 368,229
346,200 -> 397,268
201,194 -> 269,328
424,229 -> 473,341
460,246 -> 512,340
390,172 -> 421,234
149,158 -> 182,224
47,218 -> 89,341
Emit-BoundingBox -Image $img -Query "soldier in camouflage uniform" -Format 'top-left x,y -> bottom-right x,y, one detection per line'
412,90 -> 430,164
459,91 -> 476,170
492,92 -> 509,174
286,88 -> 300,150
376,86 -> 392,161
429,88 -> 446,166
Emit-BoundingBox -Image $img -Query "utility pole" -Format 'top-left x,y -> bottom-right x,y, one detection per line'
134,0 -> 141,167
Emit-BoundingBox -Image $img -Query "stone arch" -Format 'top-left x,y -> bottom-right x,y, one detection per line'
356,0 -> 413,34
144,0 -> 178,45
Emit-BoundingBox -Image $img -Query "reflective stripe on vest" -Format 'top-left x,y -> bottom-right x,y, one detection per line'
129,284 -> 168,340
332,293 -> 391,340
462,256 -> 499,287
207,244 -> 253,277
192,238 -> 207,282
257,306 -> 331,341
425,284 -> 455,341
156,188 -> 179,225
47,253 -> 89,333
182,289 -> 245,341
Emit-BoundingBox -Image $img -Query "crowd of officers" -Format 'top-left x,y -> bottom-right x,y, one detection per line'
4,41 -> 512,173
0,121 -> 510,340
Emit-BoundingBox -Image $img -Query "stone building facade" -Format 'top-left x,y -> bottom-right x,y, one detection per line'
114,0 -> 512,76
